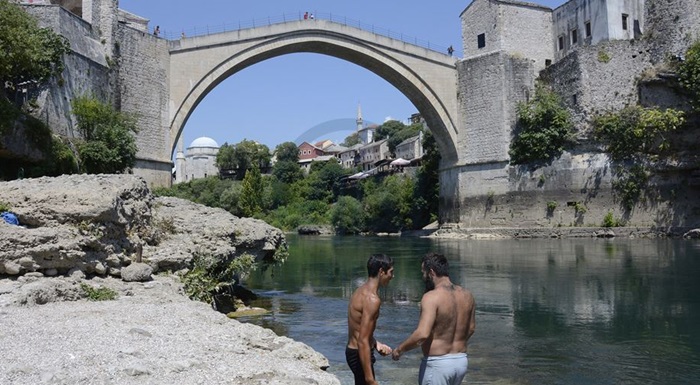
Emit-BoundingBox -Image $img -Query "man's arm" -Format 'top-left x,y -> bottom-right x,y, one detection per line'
467,294 -> 476,341
359,295 -> 380,384
392,294 -> 437,360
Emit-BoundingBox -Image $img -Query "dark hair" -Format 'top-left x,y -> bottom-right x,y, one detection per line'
367,254 -> 393,277
422,252 -> 449,277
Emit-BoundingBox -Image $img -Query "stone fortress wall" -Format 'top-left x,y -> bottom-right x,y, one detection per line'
13,0 -> 700,230
452,0 -> 700,229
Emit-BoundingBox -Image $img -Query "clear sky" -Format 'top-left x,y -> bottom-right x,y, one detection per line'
118,0 -> 564,154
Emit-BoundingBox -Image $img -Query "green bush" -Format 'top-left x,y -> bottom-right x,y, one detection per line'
71,96 -> 138,174
509,84 -> 575,165
613,165 -> 648,211
182,253 -> 256,304
602,211 -> 621,227
594,106 -> 685,161
546,201 -> 557,213
598,50 -> 611,63
330,196 -> 365,234
80,283 -> 117,301
678,39 -> 700,110
0,201 -> 10,213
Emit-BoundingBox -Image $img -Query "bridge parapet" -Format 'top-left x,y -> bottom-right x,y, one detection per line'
161,12 -> 460,57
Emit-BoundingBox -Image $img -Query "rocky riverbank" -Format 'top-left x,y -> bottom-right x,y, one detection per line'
0,174 -> 340,384
425,225 -> 700,239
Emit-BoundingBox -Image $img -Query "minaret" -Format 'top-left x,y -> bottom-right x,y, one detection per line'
356,103 -> 373,144
175,136 -> 186,184
356,103 -> 363,132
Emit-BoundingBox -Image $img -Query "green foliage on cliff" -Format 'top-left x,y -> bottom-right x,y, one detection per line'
678,39 -> 700,110
182,253 -> 256,304
593,106 -> 685,161
71,96 -> 138,174
509,84 -> 575,165
0,0 -> 70,91
613,165 -> 649,211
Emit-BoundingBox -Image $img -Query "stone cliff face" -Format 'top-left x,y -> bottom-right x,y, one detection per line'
0,174 -> 287,277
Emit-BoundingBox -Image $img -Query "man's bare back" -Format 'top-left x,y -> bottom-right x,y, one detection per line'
392,252 -> 475,385
419,283 -> 476,356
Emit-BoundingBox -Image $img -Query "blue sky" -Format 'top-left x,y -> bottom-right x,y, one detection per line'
118,0 -> 564,154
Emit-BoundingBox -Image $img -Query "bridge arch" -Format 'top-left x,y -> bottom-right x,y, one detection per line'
168,20 -> 459,163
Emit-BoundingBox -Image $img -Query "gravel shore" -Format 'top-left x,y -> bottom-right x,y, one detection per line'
0,275 -> 341,385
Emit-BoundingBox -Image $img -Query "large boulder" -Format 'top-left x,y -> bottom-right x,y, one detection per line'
0,175 -> 287,279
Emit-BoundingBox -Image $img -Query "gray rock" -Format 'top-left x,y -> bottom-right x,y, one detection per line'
0,175 -> 287,280
121,263 -> 153,282
297,225 -> 335,235
68,267 -> 85,280
683,229 -> 700,238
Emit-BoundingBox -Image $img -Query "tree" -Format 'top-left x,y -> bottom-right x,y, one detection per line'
678,39 -> 700,111
374,120 -> 406,141
412,130 -> 440,227
0,0 -> 70,94
341,132 -> 361,147
215,142 -> 236,170
71,96 -> 138,174
509,84 -> 574,165
330,196 -> 365,234
216,139 -> 270,180
275,141 -> 300,163
272,160 -> 304,184
387,124 -> 422,154
239,165 -> 264,216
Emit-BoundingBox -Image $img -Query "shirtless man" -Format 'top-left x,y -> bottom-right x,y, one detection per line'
392,253 -> 476,385
346,254 -> 394,385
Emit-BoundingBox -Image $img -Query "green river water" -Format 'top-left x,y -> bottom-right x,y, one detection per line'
242,234 -> 700,384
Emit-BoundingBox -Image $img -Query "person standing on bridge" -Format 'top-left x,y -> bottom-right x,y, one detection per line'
392,252 -> 476,385
304,11 -> 308,20
153,25 -> 160,37
310,12 -> 315,20
447,45 -> 454,56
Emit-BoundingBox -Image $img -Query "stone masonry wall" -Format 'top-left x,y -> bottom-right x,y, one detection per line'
22,5 -> 113,138
116,25 -> 172,186
645,0 -> 700,63
541,39 -> 653,137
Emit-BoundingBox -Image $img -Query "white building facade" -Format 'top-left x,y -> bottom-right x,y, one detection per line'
175,137 -> 220,184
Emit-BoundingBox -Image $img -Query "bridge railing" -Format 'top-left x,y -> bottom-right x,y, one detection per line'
161,12 -> 460,57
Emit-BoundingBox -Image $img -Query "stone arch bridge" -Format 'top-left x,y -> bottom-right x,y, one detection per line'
165,18 -> 460,166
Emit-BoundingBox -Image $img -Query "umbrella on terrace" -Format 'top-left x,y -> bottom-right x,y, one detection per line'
390,158 -> 411,166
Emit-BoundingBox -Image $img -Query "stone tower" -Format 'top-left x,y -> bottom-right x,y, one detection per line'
175,137 -> 186,184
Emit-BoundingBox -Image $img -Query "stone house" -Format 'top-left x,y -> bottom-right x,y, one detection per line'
358,139 -> 389,171
395,132 -> 424,161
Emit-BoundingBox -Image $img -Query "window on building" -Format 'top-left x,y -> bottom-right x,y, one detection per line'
622,14 -> 628,30
570,29 -> 578,45
545,59 -> 552,66
477,33 -> 486,49
558,35 -> 565,51
585,21 -> 591,37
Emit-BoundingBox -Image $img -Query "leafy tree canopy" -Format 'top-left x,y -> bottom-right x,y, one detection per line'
274,141 -> 299,163
216,139 -> 270,180
0,0 -> 70,92
374,120 -> 406,141
678,39 -> 700,111
509,84 -> 575,165
272,160 -> 304,184
71,96 -> 138,174
341,132 -> 360,147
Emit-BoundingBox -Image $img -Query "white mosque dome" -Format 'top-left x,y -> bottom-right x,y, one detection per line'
189,137 -> 219,148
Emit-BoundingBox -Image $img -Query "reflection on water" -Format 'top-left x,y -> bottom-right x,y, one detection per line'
242,235 -> 700,385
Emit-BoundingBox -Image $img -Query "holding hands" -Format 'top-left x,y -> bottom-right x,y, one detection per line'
376,341 -> 393,356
